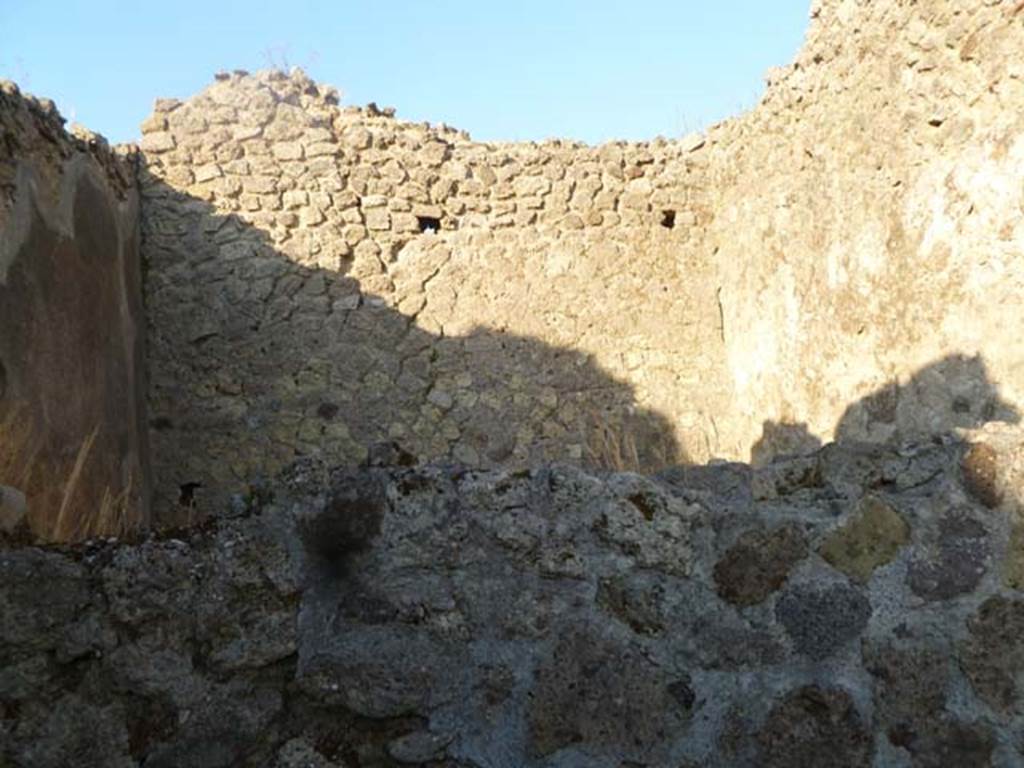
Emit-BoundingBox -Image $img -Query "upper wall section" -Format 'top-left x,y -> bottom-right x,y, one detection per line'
702,0 -> 1024,457
139,0 -> 1024,520
140,70 -> 728,519
0,81 -> 150,539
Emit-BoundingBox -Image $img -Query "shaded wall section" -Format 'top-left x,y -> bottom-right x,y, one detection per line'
0,82 -> 149,538
139,71 -> 726,522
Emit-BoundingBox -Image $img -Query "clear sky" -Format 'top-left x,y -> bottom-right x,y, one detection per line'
1,1 -> 810,146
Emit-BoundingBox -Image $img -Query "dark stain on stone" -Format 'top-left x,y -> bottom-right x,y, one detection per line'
667,677 -> 696,711
150,416 -> 174,431
299,471 -> 387,577
627,492 -> 657,521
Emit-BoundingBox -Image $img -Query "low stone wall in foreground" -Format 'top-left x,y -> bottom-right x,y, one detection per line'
3,426 -> 1024,767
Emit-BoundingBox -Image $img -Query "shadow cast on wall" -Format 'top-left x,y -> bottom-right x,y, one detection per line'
750,354 -> 1021,467
143,162 -> 1021,526
143,173 -> 685,523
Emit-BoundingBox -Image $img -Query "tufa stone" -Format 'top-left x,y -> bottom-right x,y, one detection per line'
818,495 -> 910,583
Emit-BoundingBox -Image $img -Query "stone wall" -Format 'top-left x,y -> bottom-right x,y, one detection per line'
139,71 -> 728,519
4,426 -> 1024,766
0,82 -> 149,538
704,0 -> 1024,459
139,0 -> 1024,521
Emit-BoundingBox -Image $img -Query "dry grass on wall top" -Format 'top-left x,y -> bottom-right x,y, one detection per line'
0,404 -> 140,541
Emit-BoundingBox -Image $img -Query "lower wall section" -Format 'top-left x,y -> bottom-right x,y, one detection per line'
3,428 -> 1023,766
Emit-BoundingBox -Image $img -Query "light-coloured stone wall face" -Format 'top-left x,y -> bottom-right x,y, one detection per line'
0,81 -> 149,538
141,0 -> 1024,519
703,0 -> 1024,459
140,71 -> 731,518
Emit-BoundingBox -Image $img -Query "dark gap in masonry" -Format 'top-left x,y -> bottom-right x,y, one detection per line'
178,482 -> 202,508
661,210 -> 676,229
417,216 -> 442,233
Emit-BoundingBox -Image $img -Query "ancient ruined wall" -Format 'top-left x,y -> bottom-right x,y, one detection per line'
703,0 -> 1024,460
0,82 -> 149,538
139,71 -> 727,519
140,0 -> 1024,520
4,428 -> 1024,767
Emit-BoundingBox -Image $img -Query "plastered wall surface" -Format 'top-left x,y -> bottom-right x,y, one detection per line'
0,82 -> 149,537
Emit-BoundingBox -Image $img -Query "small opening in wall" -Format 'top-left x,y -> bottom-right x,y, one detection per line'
178,482 -> 202,508
150,416 -> 174,431
660,210 -> 676,229
417,216 -> 442,234
317,402 -> 339,420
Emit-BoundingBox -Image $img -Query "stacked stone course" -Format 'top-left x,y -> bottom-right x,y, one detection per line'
135,0 -> 1024,521
139,69 -> 730,517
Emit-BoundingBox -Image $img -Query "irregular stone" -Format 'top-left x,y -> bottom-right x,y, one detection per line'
862,638 -> 950,733
595,572 -> 668,635
961,442 -> 1001,508
593,475 -> 698,576
819,495 -> 910,583
274,738 -> 340,768
757,686 -> 871,768
713,523 -> 808,606
140,131 -> 176,152
888,719 -> 995,768
527,628 -> 692,761
776,581 -> 872,660
907,508 -> 990,601
961,595 -> 1024,713
386,730 -> 452,764
752,455 -> 821,500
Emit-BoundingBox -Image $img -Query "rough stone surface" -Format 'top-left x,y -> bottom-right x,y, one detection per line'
961,595 -> 1024,713
713,522 -> 808,606
756,686 -> 872,768
962,441 -> 1002,508
2,437 -> 1024,766
775,581 -> 872,660
126,0 -> 1024,523
4,0 -> 1024,764
907,506 -> 991,601
818,495 -> 911,583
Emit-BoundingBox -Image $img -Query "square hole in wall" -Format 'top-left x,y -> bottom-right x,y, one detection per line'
660,210 -> 676,229
417,216 -> 442,233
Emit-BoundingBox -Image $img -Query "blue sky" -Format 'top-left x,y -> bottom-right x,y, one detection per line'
1,1 -> 810,146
